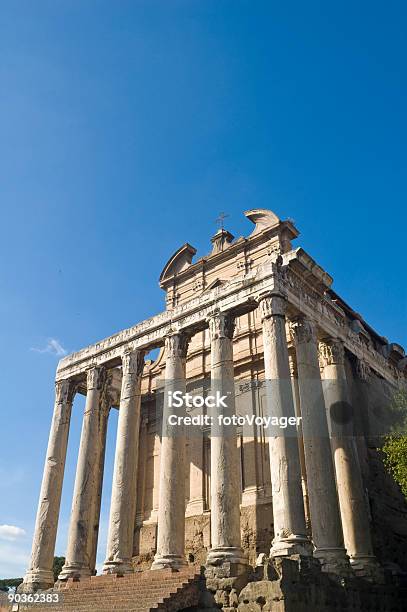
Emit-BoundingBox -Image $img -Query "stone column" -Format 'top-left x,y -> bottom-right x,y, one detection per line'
319,338 -> 379,577
151,332 -> 190,569
206,310 -> 247,572
288,350 -> 311,533
21,379 -> 76,591
103,349 -> 144,574
289,316 -> 350,574
259,293 -> 310,557
59,366 -> 107,580
88,376 -> 111,574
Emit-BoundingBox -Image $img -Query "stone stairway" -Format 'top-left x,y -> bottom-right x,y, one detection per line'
14,568 -> 203,612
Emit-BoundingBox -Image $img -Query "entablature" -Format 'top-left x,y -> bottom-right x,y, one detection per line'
56,248 -> 406,386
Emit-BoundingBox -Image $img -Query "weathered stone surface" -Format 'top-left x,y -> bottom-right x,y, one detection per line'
259,291 -> 311,558
59,367 -> 109,581
103,349 -> 144,574
289,317 -> 350,575
21,209 -> 407,609
319,336 -> 381,579
151,332 -> 190,570
21,380 -> 76,591
206,310 -> 247,572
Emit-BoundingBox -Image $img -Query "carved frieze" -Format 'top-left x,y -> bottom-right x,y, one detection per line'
356,358 -> 371,381
55,249 -> 403,387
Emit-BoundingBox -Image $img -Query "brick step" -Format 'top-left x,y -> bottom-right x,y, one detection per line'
15,569 -> 202,612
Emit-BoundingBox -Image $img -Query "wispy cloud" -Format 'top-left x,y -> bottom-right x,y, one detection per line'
30,338 -> 67,357
0,540 -> 30,578
0,525 -> 26,542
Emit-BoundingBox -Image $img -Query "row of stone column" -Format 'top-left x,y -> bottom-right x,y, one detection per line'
22,290 -> 378,592
150,292 -> 378,576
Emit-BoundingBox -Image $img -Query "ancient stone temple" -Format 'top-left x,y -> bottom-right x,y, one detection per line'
20,209 -> 407,611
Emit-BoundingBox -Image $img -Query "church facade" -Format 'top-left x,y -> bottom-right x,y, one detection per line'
21,209 -> 407,609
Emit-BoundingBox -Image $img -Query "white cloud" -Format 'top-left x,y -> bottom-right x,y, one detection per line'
0,541 -> 30,578
31,338 -> 67,357
0,525 -> 26,542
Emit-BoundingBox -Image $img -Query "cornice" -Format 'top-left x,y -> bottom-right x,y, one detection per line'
56,250 -> 405,385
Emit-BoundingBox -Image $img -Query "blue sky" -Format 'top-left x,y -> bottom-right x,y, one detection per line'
0,1 -> 406,578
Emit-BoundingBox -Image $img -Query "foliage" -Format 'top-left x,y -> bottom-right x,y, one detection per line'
381,390 -> 407,500
52,557 -> 65,582
0,577 -> 23,591
382,434 -> 407,500
0,557 -> 65,592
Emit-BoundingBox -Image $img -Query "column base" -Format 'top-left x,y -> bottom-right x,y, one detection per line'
151,553 -> 187,570
271,534 -> 312,558
350,554 -> 384,582
206,547 -> 248,571
314,547 -> 352,577
205,548 -> 249,589
102,559 -> 134,575
18,570 -> 55,593
58,562 -> 92,582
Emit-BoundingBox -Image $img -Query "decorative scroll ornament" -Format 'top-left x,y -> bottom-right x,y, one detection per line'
258,292 -> 286,320
122,349 -> 145,376
319,338 -> 345,368
356,358 -> 371,381
86,366 -> 104,390
165,332 -> 190,358
55,379 -> 75,404
289,317 -> 316,345
207,311 -> 235,340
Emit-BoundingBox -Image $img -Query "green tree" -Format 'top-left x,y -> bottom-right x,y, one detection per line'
0,578 -> 23,591
52,557 -> 65,582
381,390 -> 407,500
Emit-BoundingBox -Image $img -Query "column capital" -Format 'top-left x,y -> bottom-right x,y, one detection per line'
121,349 -> 145,376
86,366 -> 105,391
164,331 -> 190,359
206,310 -> 235,340
319,337 -> 345,368
258,291 -> 286,320
289,316 -> 317,346
288,349 -> 298,378
55,379 -> 76,405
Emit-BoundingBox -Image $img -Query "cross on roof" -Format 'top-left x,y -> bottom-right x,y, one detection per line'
215,212 -> 229,230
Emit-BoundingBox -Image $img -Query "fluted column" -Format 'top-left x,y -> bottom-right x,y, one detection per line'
289,316 -> 350,574
59,366 -> 108,580
319,338 -> 380,577
151,332 -> 190,569
259,292 -> 311,557
206,310 -> 247,572
22,379 -> 76,591
104,349 -> 144,574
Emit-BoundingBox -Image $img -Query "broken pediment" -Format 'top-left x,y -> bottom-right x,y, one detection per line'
244,208 -> 281,236
159,243 -> 197,284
